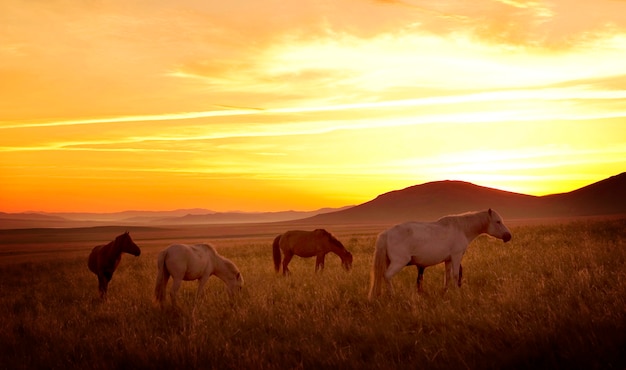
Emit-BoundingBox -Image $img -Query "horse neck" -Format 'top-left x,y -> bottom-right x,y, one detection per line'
329,244 -> 347,258
213,255 -> 236,281
459,212 -> 490,242
103,239 -> 123,260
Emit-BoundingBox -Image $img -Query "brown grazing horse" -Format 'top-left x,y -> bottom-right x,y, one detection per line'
87,231 -> 141,299
273,229 -> 353,275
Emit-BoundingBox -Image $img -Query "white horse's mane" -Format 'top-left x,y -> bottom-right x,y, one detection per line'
436,210 -> 493,237
437,209 -> 488,223
200,243 -> 240,275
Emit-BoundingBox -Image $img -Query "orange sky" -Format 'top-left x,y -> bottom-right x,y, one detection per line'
1,0 -> 625,213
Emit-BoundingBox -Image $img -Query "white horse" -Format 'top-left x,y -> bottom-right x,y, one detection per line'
154,243 -> 243,308
368,208 -> 511,299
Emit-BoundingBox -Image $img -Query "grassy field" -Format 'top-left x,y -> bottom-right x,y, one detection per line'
1,219 -> 625,369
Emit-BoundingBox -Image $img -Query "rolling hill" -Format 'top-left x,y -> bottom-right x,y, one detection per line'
1,173 -> 624,229
304,172 -> 626,224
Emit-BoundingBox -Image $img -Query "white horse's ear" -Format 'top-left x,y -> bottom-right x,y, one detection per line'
488,208 -> 492,216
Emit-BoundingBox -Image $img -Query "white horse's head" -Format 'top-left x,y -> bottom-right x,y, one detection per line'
226,271 -> 244,296
486,208 -> 512,243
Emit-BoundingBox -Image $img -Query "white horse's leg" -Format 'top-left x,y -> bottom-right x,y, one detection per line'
384,259 -> 409,295
444,257 -> 462,290
444,260 -> 452,290
190,276 -> 210,315
195,276 -> 210,304
451,256 -> 462,289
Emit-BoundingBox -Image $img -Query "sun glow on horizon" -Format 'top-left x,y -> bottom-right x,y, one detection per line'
1,0 -> 625,213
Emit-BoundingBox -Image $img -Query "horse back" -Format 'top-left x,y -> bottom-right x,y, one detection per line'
387,222 -> 464,265
279,230 -> 319,257
164,243 -> 213,280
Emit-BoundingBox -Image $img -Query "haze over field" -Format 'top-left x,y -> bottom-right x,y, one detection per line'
1,0 -> 625,213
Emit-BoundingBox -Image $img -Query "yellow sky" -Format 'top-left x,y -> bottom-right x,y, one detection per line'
1,0 -> 625,213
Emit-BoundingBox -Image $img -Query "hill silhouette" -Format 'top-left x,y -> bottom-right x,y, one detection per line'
1,173 -> 624,229
304,172 -> 626,224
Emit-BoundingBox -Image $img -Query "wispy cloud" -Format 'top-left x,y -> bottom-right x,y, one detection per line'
3,85 -> 626,132
1,0 -> 626,211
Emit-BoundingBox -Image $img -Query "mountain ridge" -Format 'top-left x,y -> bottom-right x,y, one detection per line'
302,172 -> 626,224
1,173 -> 624,229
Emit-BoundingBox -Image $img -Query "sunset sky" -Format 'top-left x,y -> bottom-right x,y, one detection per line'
1,0 -> 625,213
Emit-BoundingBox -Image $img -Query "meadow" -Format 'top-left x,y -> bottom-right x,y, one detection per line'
1,218 -> 625,369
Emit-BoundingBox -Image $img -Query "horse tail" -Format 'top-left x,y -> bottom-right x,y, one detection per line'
154,249 -> 169,304
272,234 -> 282,273
369,232 -> 389,300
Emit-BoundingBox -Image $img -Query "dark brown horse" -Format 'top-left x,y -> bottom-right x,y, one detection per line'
273,229 -> 352,275
87,231 -> 141,299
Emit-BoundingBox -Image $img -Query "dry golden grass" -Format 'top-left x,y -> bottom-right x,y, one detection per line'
1,219 -> 625,369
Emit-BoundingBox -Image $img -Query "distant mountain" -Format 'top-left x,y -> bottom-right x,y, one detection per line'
0,212 -> 71,229
150,207 -> 352,225
304,172 -> 626,224
48,208 -> 215,222
1,173 -> 624,229
0,206 -> 352,229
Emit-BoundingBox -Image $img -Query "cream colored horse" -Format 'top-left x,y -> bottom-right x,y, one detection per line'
154,243 -> 243,308
369,209 -> 511,299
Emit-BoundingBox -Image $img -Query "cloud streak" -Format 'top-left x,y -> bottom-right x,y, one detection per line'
3,85 -> 626,131
1,0 -> 625,212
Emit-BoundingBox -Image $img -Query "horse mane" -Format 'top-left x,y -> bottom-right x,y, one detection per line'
113,231 -> 130,245
316,229 -> 345,250
200,243 -> 240,275
437,210 -> 490,234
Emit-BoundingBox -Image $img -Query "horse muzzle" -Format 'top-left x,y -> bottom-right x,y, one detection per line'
502,232 -> 512,243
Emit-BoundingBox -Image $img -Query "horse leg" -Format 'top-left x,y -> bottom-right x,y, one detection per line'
445,257 -> 462,290
190,276 -> 210,315
282,252 -> 293,276
417,266 -> 425,293
97,275 -> 108,299
315,254 -> 325,272
384,260 -> 409,295
457,264 -> 463,287
451,257 -> 462,289
170,277 -> 182,309
196,276 -> 211,304
97,269 -> 114,299
444,260 -> 452,290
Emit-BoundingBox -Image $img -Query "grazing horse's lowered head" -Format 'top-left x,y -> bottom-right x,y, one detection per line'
314,228 -> 353,271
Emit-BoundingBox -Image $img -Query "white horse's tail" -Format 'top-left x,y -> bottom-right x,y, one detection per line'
154,249 -> 169,305
369,232 -> 389,300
